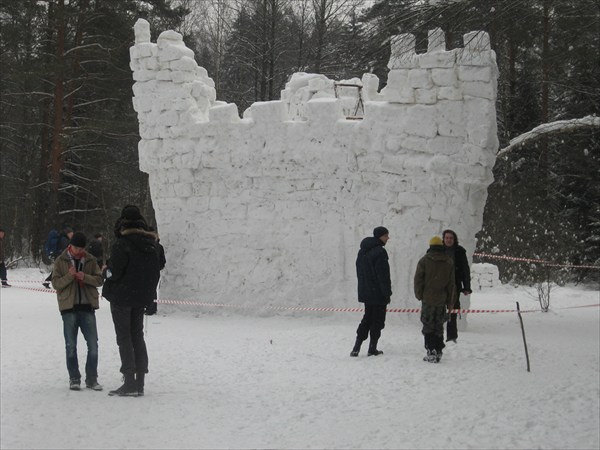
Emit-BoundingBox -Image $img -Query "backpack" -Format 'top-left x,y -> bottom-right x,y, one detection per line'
44,229 -> 60,258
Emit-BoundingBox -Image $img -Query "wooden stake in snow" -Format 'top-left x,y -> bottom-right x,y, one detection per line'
517,302 -> 531,372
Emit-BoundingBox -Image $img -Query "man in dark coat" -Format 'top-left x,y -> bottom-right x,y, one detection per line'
414,236 -> 456,363
103,205 -> 161,397
350,226 -> 392,357
0,228 -> 10,287
442,229 -> 472,343
87,233 -> 104,268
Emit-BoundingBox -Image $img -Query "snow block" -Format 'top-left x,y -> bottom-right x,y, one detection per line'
134,19 -> 151,44
307,98 -> 344,125
209,103 -> 241,123
248,101 -> 288,124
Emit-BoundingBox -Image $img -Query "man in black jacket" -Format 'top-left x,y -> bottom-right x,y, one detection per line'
87,233 -> 104,268
350,226 -> 392,357
442,229 -> 472,343
0,228 -> 10,287
103,205 -> 161,397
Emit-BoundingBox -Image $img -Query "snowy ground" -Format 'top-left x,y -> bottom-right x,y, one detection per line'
1,268 -> 599,450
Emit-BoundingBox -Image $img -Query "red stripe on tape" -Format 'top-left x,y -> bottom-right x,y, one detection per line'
7,284 -> 598,314
473,252 -> 600,269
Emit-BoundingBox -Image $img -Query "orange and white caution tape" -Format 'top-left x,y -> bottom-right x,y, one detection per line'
6,284 -> 598,314
473,252 -> 600,270
154,298 -> 571,314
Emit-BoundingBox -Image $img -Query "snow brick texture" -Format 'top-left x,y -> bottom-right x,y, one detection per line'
471,263 -> 501,291
130,20 -> 499,310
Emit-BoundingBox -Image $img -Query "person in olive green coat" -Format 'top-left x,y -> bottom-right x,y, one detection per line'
414,236 -> 456,363
52,232 -> 104,390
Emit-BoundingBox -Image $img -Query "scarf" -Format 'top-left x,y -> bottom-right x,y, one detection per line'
68,249 -> 86,289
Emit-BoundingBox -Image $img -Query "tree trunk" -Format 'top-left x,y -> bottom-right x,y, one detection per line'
48,0 -> 66,226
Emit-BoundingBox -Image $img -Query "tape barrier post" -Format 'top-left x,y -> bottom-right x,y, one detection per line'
516,301 -> 531,373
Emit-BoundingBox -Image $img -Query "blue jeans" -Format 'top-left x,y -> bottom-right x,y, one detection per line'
62,310 -> 99,382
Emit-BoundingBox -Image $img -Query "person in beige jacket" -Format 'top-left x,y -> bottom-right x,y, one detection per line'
414,236 -> 456,363
52,232 -> 104,391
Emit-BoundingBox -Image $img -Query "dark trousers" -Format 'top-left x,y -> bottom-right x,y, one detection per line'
421,304 -> 447,353
356,304 -> 387,342
446,292 -> 461,341
110,303 -> 148,375
0,263 -> 7,282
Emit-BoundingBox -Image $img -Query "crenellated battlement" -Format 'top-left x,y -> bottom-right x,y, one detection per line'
130,19 -> 499,311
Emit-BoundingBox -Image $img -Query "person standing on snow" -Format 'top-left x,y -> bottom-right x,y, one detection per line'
442,229 -> 472,343
43,226 -> 74,288
51,232 -> 104,390
414,236 -> 456,363
350,226 -> 392,357
0,228 -> 10,287
103,205 -> 161,397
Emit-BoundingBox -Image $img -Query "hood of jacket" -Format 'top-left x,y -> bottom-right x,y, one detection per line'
119,228 -> 158,253
426,246 -> 447,260
360,236 -> 384,252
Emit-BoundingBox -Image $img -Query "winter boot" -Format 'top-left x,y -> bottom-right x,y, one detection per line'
136,372 -> 145,396
108,373 -> 138,397
423,349 -> 437,363
367,339 -> 383,356
145,303 -> 157,316
350,338 -> 362,357
434,351 -> 443,363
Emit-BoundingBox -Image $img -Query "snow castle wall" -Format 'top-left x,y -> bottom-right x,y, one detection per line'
129,20 -> 499,310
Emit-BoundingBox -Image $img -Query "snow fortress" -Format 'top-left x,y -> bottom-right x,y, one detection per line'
130,19 -> 499,311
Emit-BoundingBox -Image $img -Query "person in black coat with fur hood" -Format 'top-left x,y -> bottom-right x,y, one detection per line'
350,226 -> 392,357
103,205 -> 161,396
442,229 -> 472,343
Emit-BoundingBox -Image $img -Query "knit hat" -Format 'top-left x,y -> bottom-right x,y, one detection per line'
373,226 -> 389,239
70,232 -> 87,248
121,205 -> 143,221
429,236 -> 443,246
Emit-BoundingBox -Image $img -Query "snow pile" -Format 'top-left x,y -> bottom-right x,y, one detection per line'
129,19 -> 499,310
471,262 -> 501,290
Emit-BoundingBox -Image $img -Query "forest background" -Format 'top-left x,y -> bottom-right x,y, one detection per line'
0,0 -> 598,285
